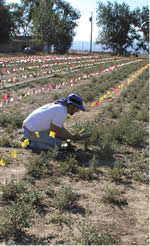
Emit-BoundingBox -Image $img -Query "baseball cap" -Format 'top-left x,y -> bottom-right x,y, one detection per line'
67,93 -> 85,111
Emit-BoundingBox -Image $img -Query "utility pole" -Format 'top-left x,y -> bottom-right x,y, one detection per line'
89,12 -> 93,54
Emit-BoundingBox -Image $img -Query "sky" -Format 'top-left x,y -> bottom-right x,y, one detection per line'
6,0 -> 149,42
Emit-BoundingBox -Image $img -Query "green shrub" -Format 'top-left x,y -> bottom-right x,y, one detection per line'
133,172 -> 149,184
101,116 -> 147,147
76,222 -> 115,245
58,155 -> 78,175
0,136 -> 12,147
45,212 -> 71,227
0,180 -> 26,202
0,199 -> 32,239
76,155 -> 96,180
136,108 -> 149,122
27,151 -> 50,179
27,188 -> 45,209
76,166 -> 94,180
123,123 -> 147,147
54,186 -> 79,211
103,186 -> 127,205
106,161 -> 125,182
0,112 -> 25,128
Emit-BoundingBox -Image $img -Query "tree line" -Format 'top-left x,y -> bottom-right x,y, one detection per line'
0,0 -> 149,55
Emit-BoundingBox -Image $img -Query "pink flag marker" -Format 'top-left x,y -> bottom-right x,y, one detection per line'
4,94 -> 8,101
95,100 -> 99,106
48,84 -> 53,89
114,88 -> 119,94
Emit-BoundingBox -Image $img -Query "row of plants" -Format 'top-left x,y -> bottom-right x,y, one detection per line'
74,67 -> 148,148
1,55 -> 120,85
105,67 -> 149,121
0,60 -> 148,142
0,58 -> 142,105
53,59 -> 147,102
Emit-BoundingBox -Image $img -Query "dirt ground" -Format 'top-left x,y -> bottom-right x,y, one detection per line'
0,63 -> 149,245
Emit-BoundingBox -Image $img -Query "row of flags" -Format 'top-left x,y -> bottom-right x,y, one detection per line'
1,57 -> 120,85
0,55 -> 113,65
0,63 -> 149,167
0,59 -> 142,108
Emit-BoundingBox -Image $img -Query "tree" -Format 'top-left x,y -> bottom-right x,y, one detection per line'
0,1 -> 14,43
96,1 -> 139,55
32,0 -> 59,54
8,3 -> 32,37
53,0 -> 80,53
54,32 -> 73,54
20,0 -> 40,22
32,0 -> 80,54
133,6 -> 149,53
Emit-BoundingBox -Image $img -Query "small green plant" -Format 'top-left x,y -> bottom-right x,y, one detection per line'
76,166 -> 95,180
0,199 -> 32,239
106,161 -> 125,182
76,221 -> 115,245
106,104 -> 118,118
45,212 -> 71,227
103,186 -> 127,205
58,155 -> 78,175
27,151 -> 49,179
123,123 -> 147,147
27,188 -> 45,209
0,180 -> 26,202
136,108 -> 149,122
0,112 -> 25,128
54,186 -> 79,211
0,136 -> 12,147
47,146 -> 59,160
76,155 -> 96,180
45,184 -> 55,198
27,161 -> 45,179
133,172 -> 149,184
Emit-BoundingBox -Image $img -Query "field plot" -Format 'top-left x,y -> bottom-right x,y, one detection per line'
0,54 -> 149,245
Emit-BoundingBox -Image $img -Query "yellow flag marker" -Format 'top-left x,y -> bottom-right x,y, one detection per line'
21,138 -> 29,148
35,131 -> 40,138
0,159 -> 6,166
78,128 -> 85,134
99,97 -> 104,103
11,150 -> 17,159
49,131 -> 56,138
91,102 -> 96,107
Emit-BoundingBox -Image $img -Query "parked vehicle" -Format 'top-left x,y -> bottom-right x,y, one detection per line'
23,47 -> 36,55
